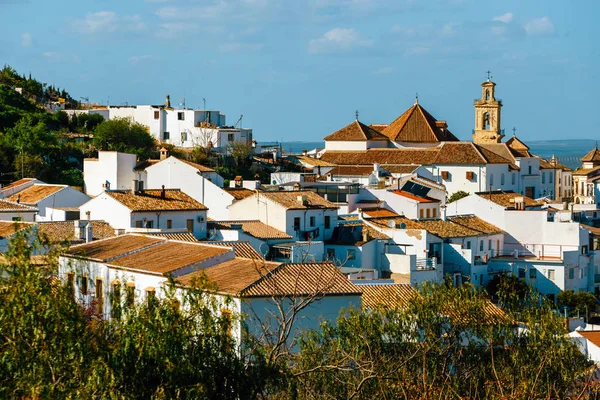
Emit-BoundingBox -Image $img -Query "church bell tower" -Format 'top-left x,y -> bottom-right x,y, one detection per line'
473,73 -> 503,144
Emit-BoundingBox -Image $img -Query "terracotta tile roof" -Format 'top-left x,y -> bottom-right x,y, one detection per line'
6,184 -> 66,204
134,159 -> 160,171
366,216 -> 424,230
413,219 -> 485,239
578,331 -> 600,348
359,284 -> 508,323
38,221 -> 116,244
366,216 -> 498,239
477,143 -> 516,164
380,165 -> 419,174
209,220 -> 292,240
1,178 -> 36,190
505,136 -> 532,158
242,262 -> 362,297
369,124 -> 388,133
177,158 -> 215,172
0,199 -> 38,212
360,284 -> 417,310
0,221 -> 34,239
360,208 -> 400,218
476,191 -> 543,209
573,166 -> 600,176
381,103 -> 459,143
581,147 -> 600,163
145,231 -> 199,242
106,189 -> 208,211
536,157 -> 571,171
474,144 -> 518,168
392,189 -> 438,203
582,224 -> 600,236
329,165 -> 378,176
355,199 -> 382,205
224,188 -> 255,200
109,241 -> 230,275
295,155 -> 336,167
259,190 -> 339,210
67,235 -> 164,261
205,241 -> 264,259
321,148 -> 439,165
177,258 -> 280,293
324,120 -> 389,142
53,206 -> 80,212
446,215 -> 503,235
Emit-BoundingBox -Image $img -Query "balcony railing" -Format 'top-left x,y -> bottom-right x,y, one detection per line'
416,257 -> 436,270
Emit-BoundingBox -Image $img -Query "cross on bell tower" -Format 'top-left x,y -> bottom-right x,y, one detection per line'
472,73 -> 503,144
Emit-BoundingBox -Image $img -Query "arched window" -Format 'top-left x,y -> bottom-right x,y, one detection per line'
501,173 -> 505,186
483,113 -> 491,130
485,89 -> 490,100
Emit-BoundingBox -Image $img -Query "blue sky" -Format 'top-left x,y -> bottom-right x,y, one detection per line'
1,0 -> 598,142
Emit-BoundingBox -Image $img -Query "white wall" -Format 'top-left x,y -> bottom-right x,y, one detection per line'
324,141 -> 368,151
130,210 -> 207,239
79,193 -> 131,230
35,187 -> 91,220
0,210 -> 36,222
84,151 -> 137,196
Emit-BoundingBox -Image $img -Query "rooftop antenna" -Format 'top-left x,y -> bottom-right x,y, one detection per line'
203,98 -> 206,110
355,109 -> 359,120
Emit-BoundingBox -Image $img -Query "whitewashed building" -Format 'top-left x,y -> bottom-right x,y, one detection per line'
228,191 -> 339,242
319,79 -> 553,200
58,234 -> 361,345
447,191 -> 592,298
573,147 -> 600,206
79,187 -> 208,239
66,97 -> 252,150
4,184 -> 90,221
0,199 -> 37,222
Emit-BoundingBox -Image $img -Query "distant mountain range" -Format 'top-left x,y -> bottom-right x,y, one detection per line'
260,139 -> 597,171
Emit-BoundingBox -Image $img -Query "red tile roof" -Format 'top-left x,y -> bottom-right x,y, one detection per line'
6,184 -> 66,204
578,331 -> 600,348
381,103 -> 459,143
324,120 -> 389,142
0,199 -> 38,212
581,147 -> 600,163
106,189 -> 208,211
209,220 -> 292,240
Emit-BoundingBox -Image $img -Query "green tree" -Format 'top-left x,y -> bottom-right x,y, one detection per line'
448,190 -> 469,203
290,283 -> 593,399
558,290 -> 597,317
93,117 -> 156,159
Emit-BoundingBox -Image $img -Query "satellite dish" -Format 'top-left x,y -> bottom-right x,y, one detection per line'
400,222 -> 407,229
388,220 -> 396,229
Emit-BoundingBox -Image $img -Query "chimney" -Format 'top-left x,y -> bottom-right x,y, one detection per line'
302,149 -> 308,156
362,228 -> 369,243
85,223 -> 93,243
440,205 -> 447,221
132,180 -> 138,195
86,210 -> 91,221
159,147 -> 168,160
165,94 -> 171,108
293,182 -> 301,191
74,220 -> 82,240
161,184 -> 166,199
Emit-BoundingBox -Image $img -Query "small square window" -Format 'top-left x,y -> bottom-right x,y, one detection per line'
326,248 -> 335,260
547,269 -> 555,281
163,131 -> 170,140
518,268 -> 526,278
324,216 -> 331,229
310,216 -> 315,227
569,268 -> 574,279
154,110 -> 160,119
178,112 -> 185,121
529,268 -> 536,279
166,220 -> 172,229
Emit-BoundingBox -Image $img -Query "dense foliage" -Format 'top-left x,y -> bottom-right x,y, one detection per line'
447,190 -> 470,203
0,230 -> 597,398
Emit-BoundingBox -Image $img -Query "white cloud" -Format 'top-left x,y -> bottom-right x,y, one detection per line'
492,12 -> 513,24
405,46 -> 430,56
440,23 -> 456,36
21,32 -> 32,47
524,16 -> 554,36
73,11 -> 144,34
308,27 -> 373,53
